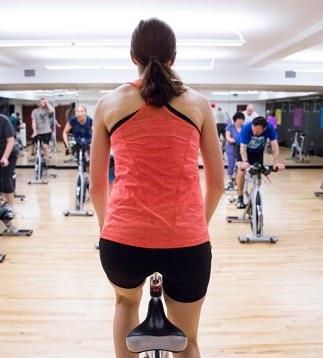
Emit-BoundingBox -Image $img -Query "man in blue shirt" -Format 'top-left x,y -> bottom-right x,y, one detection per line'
235,116 -> 284,208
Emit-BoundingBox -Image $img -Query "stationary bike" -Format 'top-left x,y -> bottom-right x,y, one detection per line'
28,136 -> 54,184
228,168 -> 252,206
64,142 -> 93,216
314,182 -> 323,197
64,134 -> 76,164
127,273 -> 187,358
0,202 -> 14,263
0,249 -> 5,263
287,129 -> 309,163
0,200 -> 33,263
13,172 -> 25,201
226,163 -> 278,243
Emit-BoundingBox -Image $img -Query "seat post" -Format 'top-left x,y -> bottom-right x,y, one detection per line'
150,273 -> 162,298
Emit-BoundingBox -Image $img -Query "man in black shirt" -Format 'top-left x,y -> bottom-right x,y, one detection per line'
0,114 -> 18,210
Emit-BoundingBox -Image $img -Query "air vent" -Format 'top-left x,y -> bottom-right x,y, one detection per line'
285,70 -> 296,78
24,69 -> 36,77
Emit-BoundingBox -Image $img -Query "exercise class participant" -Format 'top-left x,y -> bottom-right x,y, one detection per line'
63,104 -> 93,150
90,18 -> 224,358
31,97 -> 54,161
235,116 -> 284,208
243,104 -> 258,123
0,114 -> 18,211
225,111 -> 245,189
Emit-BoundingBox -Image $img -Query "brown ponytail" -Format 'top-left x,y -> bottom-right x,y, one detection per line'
131,18 -> 186,107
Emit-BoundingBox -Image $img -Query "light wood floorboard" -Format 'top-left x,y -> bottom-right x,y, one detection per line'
0,168 -> 322,357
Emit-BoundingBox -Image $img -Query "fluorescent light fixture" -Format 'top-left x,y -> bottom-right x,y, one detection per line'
212,91 -> 231,96
45,65 -> 101,70
74,40 -> 130,47
65,90 -> 79,95
76,38 -> 245,47
175,57 -> 215,71
178,34 -> 245,47
0,40 -> 71,47
45,62 -> 214,71
175,65 -> 213,71
293,69 -> 323,73
35,89 -> 79,96
37,93 -> 55,96
212,90 -> 259,95
102,65 -> 135,70
0,34 -> 245,48
100,90 -> 113,93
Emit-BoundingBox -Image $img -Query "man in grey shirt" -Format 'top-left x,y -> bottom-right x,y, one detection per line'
31,97 -> 54,160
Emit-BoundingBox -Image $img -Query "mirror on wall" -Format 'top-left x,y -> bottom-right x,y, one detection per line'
1,88 -> 322,169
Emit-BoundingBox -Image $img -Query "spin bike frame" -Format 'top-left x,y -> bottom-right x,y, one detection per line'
288,129 -> 308,163
126,273 -> 187,357
64,145 -> 93,216
315,182 -> 323,197
227,163 -> 278,244
226,170 -> 253,223
28,137 -> 48,184
0,202 -> 33,242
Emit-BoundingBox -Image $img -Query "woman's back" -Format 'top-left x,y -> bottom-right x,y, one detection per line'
100,81 -> 209,249
90,19 -> 224,358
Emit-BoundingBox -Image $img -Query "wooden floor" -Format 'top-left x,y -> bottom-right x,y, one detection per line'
0,167 -> 323,357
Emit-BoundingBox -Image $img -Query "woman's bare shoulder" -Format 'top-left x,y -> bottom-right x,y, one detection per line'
95,84 -> 144,129
169,86 -> 211,130
184,86 -> 210,107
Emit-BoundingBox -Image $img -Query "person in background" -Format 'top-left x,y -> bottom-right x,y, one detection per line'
0,114 -> 19,211
242,104 -> 258,123
63,104 -> 92,154
65,102 -> 76,123
90,18 -> 224,358
215,107 -> 227,149
63,102 -> 77,154
235,116 -> 284,209
31,97 -> 55,161
267,110 -> 278,131
225,112 -> 245,190
8,112 -> 23,151
9,112 -> 21,135
265,110 -> 278,153
15,113 -> 24,150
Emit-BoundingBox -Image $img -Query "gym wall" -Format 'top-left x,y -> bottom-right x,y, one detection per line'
266,98 -> 323,156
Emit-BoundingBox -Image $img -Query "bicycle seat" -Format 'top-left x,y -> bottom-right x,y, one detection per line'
126,297 -> 187,353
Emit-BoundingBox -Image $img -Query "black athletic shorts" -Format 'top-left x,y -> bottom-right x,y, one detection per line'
99,239 -> 212,303
235,144 -> 264,165
34,132 -> 52,145
0,153 -> 17,193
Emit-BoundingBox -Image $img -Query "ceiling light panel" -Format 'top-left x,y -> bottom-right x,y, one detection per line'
0,5 -> 259,37
29,47 -> 131,60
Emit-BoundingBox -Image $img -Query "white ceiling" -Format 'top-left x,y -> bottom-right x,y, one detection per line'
0,0 -> 323,97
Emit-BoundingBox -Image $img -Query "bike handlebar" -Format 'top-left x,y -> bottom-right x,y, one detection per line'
247,163 -> 278,176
